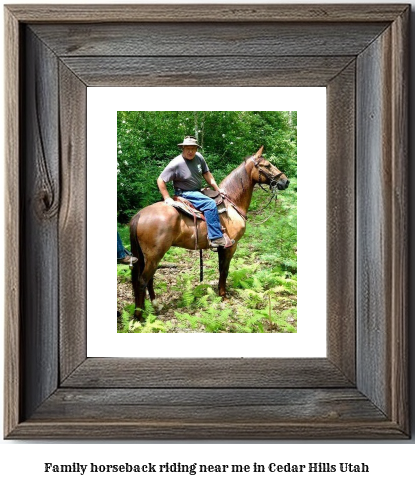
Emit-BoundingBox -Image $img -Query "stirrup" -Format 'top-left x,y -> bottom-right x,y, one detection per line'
209,234 -> 235,250
222,233 -> 235,248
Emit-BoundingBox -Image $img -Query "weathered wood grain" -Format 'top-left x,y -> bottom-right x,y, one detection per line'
357,30 -> 391,416
356,8 -> 408,426
32,388 -> 386,423
58,63 -> 87,382
6,4 -> 409,23
8,421 -> 406,441
61,56 -> 354,87
8,414 -> 406,441
4,6 -> 21,439
389,8 -> 409,433
31,22 -> 388,57
326,62 -> 356,383
62,358 -> 353,389
20,28 -> 60,420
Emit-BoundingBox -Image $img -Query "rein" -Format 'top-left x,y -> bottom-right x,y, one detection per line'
222,193 -> 248,221
251,189 -> 279,224
247,156 -> 282,223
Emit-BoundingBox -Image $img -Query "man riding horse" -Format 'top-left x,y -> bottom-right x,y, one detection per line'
130,143 -> 289,320
157,136 -> 234,249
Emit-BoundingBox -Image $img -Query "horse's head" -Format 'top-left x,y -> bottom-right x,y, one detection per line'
249,146 -> 290,190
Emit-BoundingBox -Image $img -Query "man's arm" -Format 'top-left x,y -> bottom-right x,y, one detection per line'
203,172 -> 226,194
157,177 -> 174,205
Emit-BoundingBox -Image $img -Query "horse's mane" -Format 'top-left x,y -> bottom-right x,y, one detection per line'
220,158 -> 252,199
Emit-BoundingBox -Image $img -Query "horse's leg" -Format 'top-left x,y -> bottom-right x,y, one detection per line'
133,260 -> 160,319
131,243 -> 145,319
147,278 -> 155,301
130,205 -> 180,319
133,239 -> 173,320
132,264 -> 146,320
148,277 -> 165,312
217,244 -> 238,298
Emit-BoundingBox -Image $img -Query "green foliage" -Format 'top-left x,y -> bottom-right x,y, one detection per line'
117,304 -> 135,333
117,300 -> 174,333
117,265 -> 131,283
117,111 -> 297,222
117,222 -> 130,246
174,312 -> 200,330
176,275 -> 196,307
175,307 -> 233,333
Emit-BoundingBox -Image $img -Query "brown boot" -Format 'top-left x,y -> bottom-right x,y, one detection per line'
118,255 -> 138,265
210,235 -> 235,249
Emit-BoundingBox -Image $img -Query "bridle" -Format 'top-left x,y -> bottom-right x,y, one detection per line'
248,156 -> 284,192
247,155 -> 285,223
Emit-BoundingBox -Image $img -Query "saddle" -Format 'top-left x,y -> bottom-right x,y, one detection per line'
172,188 -> 227,221
171,189 -> 232,251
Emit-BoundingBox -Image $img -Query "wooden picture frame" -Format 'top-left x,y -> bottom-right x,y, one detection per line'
4,4 -> 409,439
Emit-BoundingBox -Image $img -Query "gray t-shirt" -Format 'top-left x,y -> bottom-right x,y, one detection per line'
160,152 -> 209,191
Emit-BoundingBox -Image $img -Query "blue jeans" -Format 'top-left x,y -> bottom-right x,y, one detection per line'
175,189 -> 223,240
117,231 -> 127,259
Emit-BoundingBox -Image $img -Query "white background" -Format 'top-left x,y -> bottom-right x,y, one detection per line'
87,86 -> 326,357
1,0 -> 414,486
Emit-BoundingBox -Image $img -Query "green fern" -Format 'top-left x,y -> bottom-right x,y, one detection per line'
117,265 -> 131,283
139,319 -> 171,333
175,312 -> 200,329
199,308 -> 233,333
129,319 -> 141,332
193,283 -> 215,298
120,309 -> 131,332
273,308 -> 297,333
235,321 -> 265,333
181,288 -> 195,307
229,267 -> 252,288
252,276 -> 264,292
130,318 -> 171,333
243,308 -> 270,328
237,289 -> 264,308
172,274 -> 197,307
196,295 -> 210,308
155,281 -> 168,293
142,299 -> 156,319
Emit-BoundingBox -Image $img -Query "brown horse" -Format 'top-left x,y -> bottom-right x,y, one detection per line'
129,146 -> 289,319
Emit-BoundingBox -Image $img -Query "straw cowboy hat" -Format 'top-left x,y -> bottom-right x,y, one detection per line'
177,136 -> 202,148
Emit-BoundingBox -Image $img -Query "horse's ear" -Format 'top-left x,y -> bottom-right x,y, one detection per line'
254,146 -> 264,159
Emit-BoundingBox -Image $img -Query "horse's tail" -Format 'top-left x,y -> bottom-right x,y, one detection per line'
129,212 -> 144,290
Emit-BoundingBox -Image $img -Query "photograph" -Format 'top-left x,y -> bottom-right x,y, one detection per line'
117,111 -> 297,333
